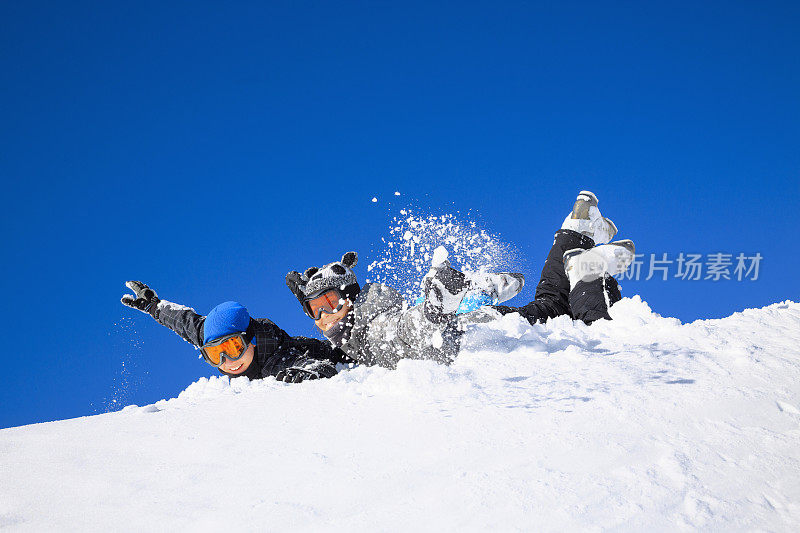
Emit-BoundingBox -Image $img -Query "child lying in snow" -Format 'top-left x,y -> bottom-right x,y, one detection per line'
285,251 -> 525,369
284,191 -> 635,370
120,284 -> 349,382
493,190 -> 636,325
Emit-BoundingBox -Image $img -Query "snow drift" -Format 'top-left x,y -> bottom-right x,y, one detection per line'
2,297 -> 800,531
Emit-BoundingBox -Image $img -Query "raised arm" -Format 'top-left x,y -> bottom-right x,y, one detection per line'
121,280 -> 204,346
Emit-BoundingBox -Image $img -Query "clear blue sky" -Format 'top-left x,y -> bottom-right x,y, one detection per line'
1,1 -> 798,428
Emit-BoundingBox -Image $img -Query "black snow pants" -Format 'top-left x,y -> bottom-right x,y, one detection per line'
493,229 -> 621,325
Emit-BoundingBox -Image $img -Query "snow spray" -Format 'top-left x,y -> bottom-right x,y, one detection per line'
366,208 -> 520,303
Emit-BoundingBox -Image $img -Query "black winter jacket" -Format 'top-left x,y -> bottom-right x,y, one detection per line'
153,300 -> 349,379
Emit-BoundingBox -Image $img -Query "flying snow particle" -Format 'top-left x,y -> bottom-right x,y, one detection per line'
366,209 -> 518,303
431,329 -> 443,349
394,191 -> 401,196
432,246 -> 449,266
371,197 -> 378,203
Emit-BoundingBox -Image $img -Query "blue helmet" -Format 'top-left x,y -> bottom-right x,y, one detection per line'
203,301 -> 251,345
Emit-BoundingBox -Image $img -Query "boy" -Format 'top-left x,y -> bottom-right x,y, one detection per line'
285,251 -> 525,369
285,191 -> 634,369
493,191 -> 635,325
121,281 -> 348,382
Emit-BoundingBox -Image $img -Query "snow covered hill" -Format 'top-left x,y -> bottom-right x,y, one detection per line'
2,298 -> 800,531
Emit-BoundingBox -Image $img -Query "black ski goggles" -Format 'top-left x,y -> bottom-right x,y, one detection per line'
200,332 -> 252,367
303,289 -> 347,320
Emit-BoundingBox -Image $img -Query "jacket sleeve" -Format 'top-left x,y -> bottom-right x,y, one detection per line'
152,299 -> 206,347
272,337 -> 347,380
289,336 -> 352,365
253,319 -> 351,378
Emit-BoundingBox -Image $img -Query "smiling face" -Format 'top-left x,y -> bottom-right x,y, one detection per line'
314,301 -> 352,331
219,342 -> 255,375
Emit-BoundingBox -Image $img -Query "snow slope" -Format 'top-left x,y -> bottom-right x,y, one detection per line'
2,298 -> 800,532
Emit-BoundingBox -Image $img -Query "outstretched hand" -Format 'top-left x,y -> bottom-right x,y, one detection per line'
121,281 -> 160,317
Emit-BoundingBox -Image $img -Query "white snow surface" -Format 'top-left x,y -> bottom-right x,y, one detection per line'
2,297 -> 800,531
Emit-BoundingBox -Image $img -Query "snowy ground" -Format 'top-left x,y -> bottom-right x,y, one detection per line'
2,297 -> 800,532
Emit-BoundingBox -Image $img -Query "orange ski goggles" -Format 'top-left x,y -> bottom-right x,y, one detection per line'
200,333 -> 250,367
303,289 -> 346,320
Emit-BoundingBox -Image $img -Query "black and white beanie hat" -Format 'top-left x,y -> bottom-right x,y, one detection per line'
286,251 -> 361,303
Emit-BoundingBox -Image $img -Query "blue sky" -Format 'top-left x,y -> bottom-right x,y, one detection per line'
1,1 -> 798,429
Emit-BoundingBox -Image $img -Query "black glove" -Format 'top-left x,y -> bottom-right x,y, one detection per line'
121,281 -> 160,318
275,359 -> 338,383
285,270 -> 306,304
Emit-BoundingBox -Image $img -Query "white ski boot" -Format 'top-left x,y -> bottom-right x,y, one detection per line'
561,190 -> 618,245
422,247 -> 472,317
464,271 -> 525,305
563,240 -> 635,288
421,246 -> 525,317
